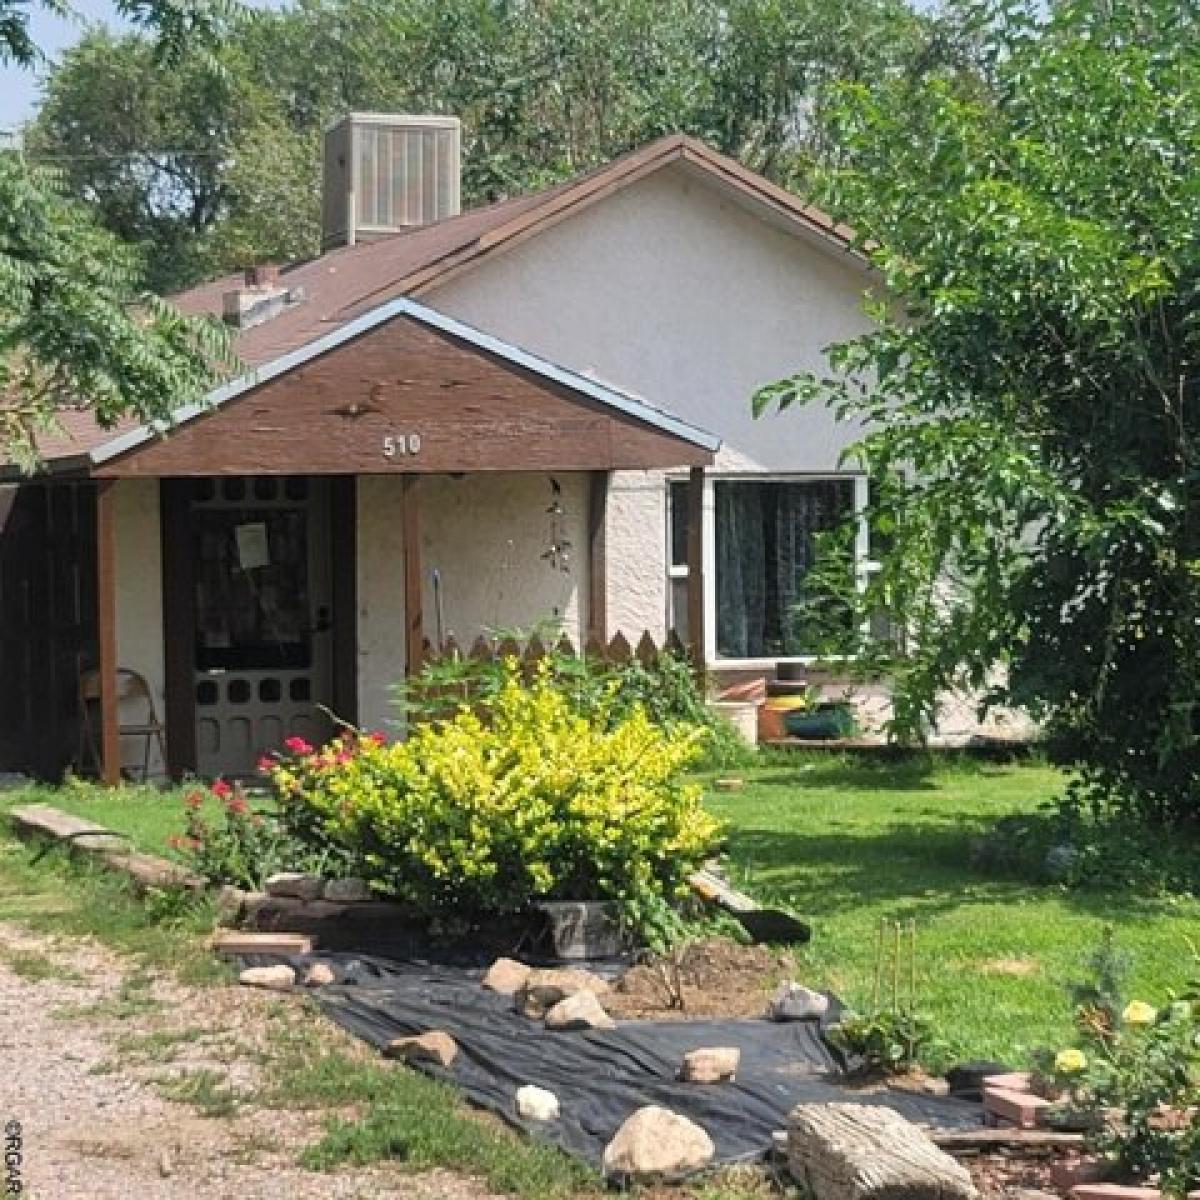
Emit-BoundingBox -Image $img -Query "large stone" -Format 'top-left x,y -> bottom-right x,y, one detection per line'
303,962 -> 337,987
264,871 -> 324,901
516,1085 -> 561,1122
323,876 -> 372,903
787,1103 -> 977,1200
544,990 -> 615,1031
482,957 -> 532,996
602,1106 -> 715,1180
385,1031 -> 459,1068
767,982 -> 829,1022
238,964 -> 296,991
517,967 -> 611,1019
681,1046 -> 740,1084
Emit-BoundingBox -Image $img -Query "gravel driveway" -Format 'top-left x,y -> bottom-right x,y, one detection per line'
0,923 -> 496,1199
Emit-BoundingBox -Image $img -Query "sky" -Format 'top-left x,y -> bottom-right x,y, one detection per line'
1,0 -> 127,129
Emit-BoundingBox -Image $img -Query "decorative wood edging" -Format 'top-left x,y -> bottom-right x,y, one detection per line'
7,803 -> 204,892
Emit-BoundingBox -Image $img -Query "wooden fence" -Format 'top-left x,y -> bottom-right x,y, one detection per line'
419,628 -> 693,670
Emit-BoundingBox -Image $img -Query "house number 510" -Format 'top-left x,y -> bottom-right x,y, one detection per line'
382,433 -> 422,458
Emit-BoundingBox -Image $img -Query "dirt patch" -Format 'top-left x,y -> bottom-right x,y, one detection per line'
606,938 -> 790,1020
977,957 -> 1041,978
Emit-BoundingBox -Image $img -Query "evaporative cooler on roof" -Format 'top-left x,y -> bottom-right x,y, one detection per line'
321,113 -> 462,251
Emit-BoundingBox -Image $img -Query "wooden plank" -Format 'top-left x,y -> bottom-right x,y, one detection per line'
95,317 -> 713,478
211,930 -> 316,957
160,479 -> 197,778
686,465 -> 706,676
930,1128 -> 1085,1152
329,475 -> 358,726
402,475 -> 423,678
96,479 -> 120,785
587,470 -> 608,643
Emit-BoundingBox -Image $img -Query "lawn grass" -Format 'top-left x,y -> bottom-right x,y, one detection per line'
0,779 -> 210,856
705,753 -> 1200,1066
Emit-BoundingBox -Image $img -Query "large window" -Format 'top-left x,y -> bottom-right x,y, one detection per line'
715,479 -> 853,658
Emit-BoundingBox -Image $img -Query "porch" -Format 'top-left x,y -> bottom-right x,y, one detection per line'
0,300 -> 716,784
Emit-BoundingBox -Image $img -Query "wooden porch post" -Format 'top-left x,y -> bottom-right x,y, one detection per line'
96,479 -> 121,785
686,465 -> 706,679
587,470 -> 608,644
402,475 -> 424,677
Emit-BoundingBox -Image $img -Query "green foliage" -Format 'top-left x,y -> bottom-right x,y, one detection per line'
827,1009 -> 942,1075
266,666 -> 723,929
1047,937 -> 1200,1195
0,153 -> 234,467
169,778 -> 326,889
757,0 -> 1200,822
398,645 -> 755,770
29,0 -> 949,288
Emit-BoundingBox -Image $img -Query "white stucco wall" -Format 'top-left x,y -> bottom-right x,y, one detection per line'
424,161 -> 875,647
356,471 -> 589,733
113,478 -> 166,776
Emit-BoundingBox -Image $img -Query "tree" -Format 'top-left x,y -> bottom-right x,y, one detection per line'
29,0 -> 946,289
0,0 -> 234,465
756,0 -> 1200,823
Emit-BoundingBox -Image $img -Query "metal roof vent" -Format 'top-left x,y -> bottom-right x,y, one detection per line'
322,113 -> 461,251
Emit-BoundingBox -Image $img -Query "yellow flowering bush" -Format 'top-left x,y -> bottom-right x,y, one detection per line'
264,664 -> 722,921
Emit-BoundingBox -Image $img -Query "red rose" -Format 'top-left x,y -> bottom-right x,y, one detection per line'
257,755 -> 275,773
211,778 -> 232,799
284,736 -> 314,755
226,794 -> 248,816
367,731 -> 386,746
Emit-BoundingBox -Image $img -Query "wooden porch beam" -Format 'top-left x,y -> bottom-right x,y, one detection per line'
96,479 -> 121,785
402,474 -> 424,677
686,465 -> 706,679
587,470 -> 608,644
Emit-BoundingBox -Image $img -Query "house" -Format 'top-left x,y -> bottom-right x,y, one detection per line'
0,117 -> 881,783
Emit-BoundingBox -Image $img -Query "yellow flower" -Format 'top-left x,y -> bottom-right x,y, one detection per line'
1055,1048 -> 1088,1074
1123,1000 -> 1157,1026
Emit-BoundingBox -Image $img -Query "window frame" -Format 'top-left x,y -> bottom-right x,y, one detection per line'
666,471 -> 872,668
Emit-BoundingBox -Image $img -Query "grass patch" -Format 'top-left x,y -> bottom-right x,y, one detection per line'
157,1067 -> 242,1118
261,1014 -> 595,1198
0,943 -> 78,982
706,754 -> 1200,1064
115,1026 -> 213,1064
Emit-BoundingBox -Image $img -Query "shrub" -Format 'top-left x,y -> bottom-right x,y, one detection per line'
169,780 -> 294,890
1042,935 -> 1200,1195
264,665 -> 723,929
396,645 -> 756,771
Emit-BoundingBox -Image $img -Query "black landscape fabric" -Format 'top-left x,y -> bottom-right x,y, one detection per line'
260,953 -> 982,1170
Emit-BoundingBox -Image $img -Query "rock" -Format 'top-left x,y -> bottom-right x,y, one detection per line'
482,957 -> 532,996
264,871 -> 324,901
384,1031 -> 458,1068
544,990 -> 615,1031
323,876 -> 372,903
517,966 -> 611,1019
214,884 -> 251,925
238,964 -> 296,991
535,901 -> 623,959
787,1103 -> 977,1200
1043,843 -> 1078,881
767,981 -> 829,1022
680,1046 -> 740,1083
516,1084 -> 560,1122
303,962 -> 336,987
603,1106 -> 715,1180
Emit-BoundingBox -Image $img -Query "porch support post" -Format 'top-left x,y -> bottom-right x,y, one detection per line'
402,474 -> 424,677
587,470 -> 608,644
686,465 -> 706,680
96,479 -> 121,785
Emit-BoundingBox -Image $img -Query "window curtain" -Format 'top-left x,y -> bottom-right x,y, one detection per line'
716,481 -> 852,659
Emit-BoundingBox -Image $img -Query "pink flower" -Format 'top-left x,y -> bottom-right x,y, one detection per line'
211,778 -> 232,799
257,754 -> 275,773
284,736 -> 313,755
335,752 -> 352,765
367,731 -> 386,746
226,794 -> 248,816
184,791 -> 204,811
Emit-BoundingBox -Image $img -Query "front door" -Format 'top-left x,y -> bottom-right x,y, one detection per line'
189,476 -> 334,777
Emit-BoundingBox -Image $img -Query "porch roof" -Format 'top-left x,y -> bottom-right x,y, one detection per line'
7,297 -> 719,480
